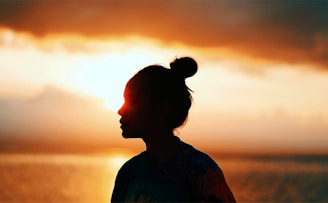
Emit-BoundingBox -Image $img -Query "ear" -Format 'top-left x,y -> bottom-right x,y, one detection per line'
156,102 -> 172,121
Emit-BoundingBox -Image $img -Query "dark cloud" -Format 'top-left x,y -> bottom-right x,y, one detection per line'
0,1 -> 327,68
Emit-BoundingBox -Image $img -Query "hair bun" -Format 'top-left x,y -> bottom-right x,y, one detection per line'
170,57 -> 198,79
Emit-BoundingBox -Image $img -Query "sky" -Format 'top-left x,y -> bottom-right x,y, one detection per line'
0,0 -> 327,154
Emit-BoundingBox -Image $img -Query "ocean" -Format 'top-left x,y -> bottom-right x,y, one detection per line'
0,153 -> 327,203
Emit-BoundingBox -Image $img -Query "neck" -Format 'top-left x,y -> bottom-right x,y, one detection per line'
143,133 -> 180,163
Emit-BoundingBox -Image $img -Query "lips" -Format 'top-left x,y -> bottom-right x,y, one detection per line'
119,120 -> 126,130
119,118 -> 128,133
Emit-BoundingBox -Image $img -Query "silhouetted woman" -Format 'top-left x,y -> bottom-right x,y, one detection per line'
111,57 -> 236,202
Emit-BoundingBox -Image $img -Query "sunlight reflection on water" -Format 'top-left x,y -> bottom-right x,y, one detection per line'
0,153 -> 327,203
0,153 -> 130,203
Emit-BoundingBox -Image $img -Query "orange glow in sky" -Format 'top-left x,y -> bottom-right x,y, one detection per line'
1,26 -> 328,155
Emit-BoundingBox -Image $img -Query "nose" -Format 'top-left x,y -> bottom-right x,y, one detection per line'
117,103 -> 125,116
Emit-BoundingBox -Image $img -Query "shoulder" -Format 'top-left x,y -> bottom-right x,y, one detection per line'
180,142 -> 236,202
124,151 -> 147,165
181,141 -> 221,173
117,151 -> 147,174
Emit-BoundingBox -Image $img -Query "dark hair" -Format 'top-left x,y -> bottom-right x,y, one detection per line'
130,57 -> 198,129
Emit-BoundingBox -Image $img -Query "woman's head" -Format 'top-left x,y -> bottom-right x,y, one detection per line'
118,57 -> 197,137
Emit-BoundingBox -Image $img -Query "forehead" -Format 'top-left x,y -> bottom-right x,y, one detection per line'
124,77 -> 148,98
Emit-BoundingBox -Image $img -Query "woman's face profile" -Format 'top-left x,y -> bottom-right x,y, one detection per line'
118,78 -> 157,139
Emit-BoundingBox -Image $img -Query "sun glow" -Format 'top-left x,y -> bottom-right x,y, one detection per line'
0,28 -> 198,112
71,48 -> 171,112
107,152 -> 131,168
109,155 -> 129,168
0,28 -> 202,115
68,38 -> 187,112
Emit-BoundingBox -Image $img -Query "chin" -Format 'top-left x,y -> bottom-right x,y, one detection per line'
122,132 -> 139,139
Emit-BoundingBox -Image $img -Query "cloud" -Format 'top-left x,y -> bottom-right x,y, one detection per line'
185,107 -> 328,154
0,1 -> 327,68
0,85 -> 122,152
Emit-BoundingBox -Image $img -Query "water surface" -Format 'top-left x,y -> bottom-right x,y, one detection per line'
0,153 -> 327,203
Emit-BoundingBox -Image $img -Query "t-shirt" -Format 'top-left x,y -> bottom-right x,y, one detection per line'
111,138 -> 236,202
